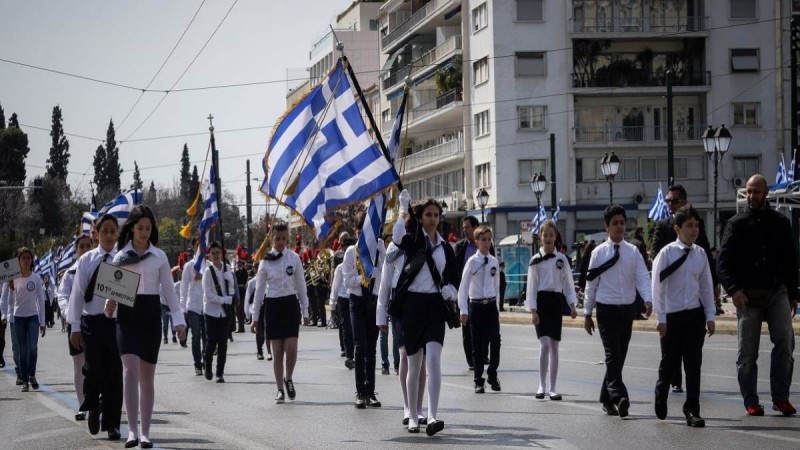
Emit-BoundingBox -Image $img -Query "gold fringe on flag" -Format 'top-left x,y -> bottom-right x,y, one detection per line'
252,235 -> 272,262
179,221 -> 193,239
186,190 -> 201,217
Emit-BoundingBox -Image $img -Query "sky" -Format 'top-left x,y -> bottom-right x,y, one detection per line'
0,0 -> 355,222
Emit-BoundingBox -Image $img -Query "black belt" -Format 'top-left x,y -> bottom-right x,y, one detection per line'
470,297 -> 496,305
596,302 -> 634,309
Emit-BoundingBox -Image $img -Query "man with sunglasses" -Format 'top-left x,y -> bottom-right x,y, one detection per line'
651,184 -> 719,393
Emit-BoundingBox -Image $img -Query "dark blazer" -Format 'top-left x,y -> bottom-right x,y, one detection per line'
652,215 -> 717,284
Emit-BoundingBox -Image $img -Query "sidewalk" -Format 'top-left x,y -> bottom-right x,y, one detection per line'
499,297 -> 800,335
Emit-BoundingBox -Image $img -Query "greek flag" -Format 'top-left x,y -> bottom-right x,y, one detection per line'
387,89 -> 407,162
648,185 -> 670,221
551,199 -> 562,223
262,59 -> 399,241
56,236 -> 77,275
194,162 -> 220,273
776,157 -> 787,186
531,204 -> 547,235
98,190 -> 143,227
34,250 -> 53,280
788,150 -> 796,184
81,211 -> 97,236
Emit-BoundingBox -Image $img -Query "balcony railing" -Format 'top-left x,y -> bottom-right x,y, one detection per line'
410,35 -> 462,78
570,15 -> 707,33
382,65 -> 411,90
382,0 -> 451,50
572,70 -> 711,88
574,124 -> 707,144
407,88 -> 462,123
399,138 -> 463,172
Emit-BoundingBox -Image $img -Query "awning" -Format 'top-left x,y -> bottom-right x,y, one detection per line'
382,47 -> 405,72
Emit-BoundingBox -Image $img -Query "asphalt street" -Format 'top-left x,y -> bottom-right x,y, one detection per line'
1,319 -> 798,449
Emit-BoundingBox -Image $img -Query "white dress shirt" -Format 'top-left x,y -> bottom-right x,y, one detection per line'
0,282 -> 10,323
525,250 -> 578,311
67,247 -> 117,331
584,239 -> 652,316
376,242 -> 406,326
111,242 -> 185,329
0,273 -> 46,323
342,241 -> 385,297
329,264 -> 349,309
392,217 -> 448,294
245,277 -> 256,319
457,252 -> 501,312
252,248 -> 309,319
652,240 -> 715,324
202,262 -> 235,318
57,263 -> 78,318
180,258 -> 207,315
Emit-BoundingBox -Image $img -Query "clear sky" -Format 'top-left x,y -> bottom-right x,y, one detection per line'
0,0 -> 354,222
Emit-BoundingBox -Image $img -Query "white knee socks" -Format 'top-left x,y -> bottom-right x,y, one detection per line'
425,342 -> 442,422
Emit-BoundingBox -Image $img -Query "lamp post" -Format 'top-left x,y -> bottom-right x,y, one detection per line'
530,172 -> 547,252
476,188 -> 489,224
702,124 -> 732,248
600,151 -> 620,205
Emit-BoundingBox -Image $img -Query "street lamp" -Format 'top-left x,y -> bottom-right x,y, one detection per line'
476,188 -> 489,224
702,124 -> 732,248
600,151 -> 620,205
530,172 -> 547,210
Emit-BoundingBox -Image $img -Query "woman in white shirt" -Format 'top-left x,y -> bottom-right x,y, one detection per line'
202,241 -> 235,383
106,205 -> 186,449
56,234 -> 93,420
251,223 -> 310,404
0,247 -> 46,393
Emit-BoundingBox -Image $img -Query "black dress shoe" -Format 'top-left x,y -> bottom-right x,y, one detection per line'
418,417 -> 428,425
535,392 -> 545,399
671,385 -> 684,393
354,394 -> 366,409
141,439 -> 154,449
549,393 -> 562,401
107,428 -> 121,440
216,376 -> 225,383
124,438 -> 139,448
402,417 -> 409,426
87,410 -> 100,435
407,425 -> 419,433
204,364 -> 213,381
474,384 -> 485,394
284,379 -> 296,399
75,411 -> 86,421
256,352 -> 264,360
488,378 -> 501,392
617,397 -> 630,418
425,419 -> 445,436
655,396 -> 668,420
684,410 -> 705,428
367,394 -> 381,407
602,403 -> 619,416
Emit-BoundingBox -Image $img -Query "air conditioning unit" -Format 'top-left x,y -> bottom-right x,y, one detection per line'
733,177 -> 745,189
451,191 -> 465,210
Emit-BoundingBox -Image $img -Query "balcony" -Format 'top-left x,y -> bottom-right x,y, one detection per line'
572,70 -> 710,89
398,138 -> 463,173
570,15 -> 707,34
382,0 -> 458,52
407,88 -> 462,124
383,35 -> 462,91
574,124 -> 706,144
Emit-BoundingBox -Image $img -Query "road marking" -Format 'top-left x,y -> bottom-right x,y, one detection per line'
729,429 -> 800,444
15,427 -> 79,442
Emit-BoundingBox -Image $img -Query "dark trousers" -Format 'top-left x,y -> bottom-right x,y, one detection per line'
235,295 -> 246,332
469,302 -> 501,385
255,304 -> 271,355
204,315 -> 228,377
596,303 -> 634,405
45,301 -> 55,327
310,288 -> 328,326
186,311 -> 205,369
462,317 -> 474,367
80,314 -> 122,429
0,319 -> 6,364
655,307 -> 706,414
349,293 -> 379,396
337,297 -> 353,359
160,304 -> 174,340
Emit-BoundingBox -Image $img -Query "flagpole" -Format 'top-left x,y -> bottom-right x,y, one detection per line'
209,114 -> 225,252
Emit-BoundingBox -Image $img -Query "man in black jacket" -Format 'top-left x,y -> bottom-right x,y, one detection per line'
717,174 -> 798,417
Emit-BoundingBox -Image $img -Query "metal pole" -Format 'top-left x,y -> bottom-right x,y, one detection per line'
608,181 -> 614,205
246,159 -> 253,252
666,70 -> 674,186
549,133 -> 556,209
209,114 -> 224,251
481,208 -> 485,225
713,151 -> 719,248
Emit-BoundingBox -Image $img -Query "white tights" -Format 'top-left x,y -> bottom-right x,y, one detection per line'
406,342 -> 442,428
72,353 -> 85,407
538,337 -> 560,395
398,346 -> 425,420
121,354 -> 156,442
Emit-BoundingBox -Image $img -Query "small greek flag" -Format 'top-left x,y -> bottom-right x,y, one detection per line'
788,150 -> 796,184
56,236 -> 77,275
98,190 -> 143,227
532,204 -> 547,235
776,157 -> 788,186
194,162 -> 220,273
34,250 -> 54,280
648,185 -> 670,221
551,199 -> 562,223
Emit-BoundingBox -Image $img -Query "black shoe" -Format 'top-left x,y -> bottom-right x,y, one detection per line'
367,394 -> 381,407
236,328 -> 245,333
474,384 -> 485,394
317,323 -> 326,327
172,336 -> 177,343
204,365 -> 213,381
468,366 -> 474,371
180,340 -> 187,348
535,392 -> 545,399
425,419 -> 445,436
163,337 -> 168,344
275,390 -> 285,404
345,358 -> 354,369
549,393 -> 562,401
284,379 -> 296,400
488,378 -> 501,392
418,417 -> 428,425
15,376 -> 23,386
216,376 -> 225,383
87,410 -> 100,435
617,397 -> 630,418
75,411 -> 86,421
140,439 -> 153,449
655,395 -> 668,420
194,367 -> 203,376
402,417 -> 409,426
124,438 -> 139,448
355,394 -> 366,409
257,352 -> 264,360
602,403 -> 619,416
407,425 -> 419,433
340,351 -> 346,357
20,383 -> 29,392
29,376 -> 39,390
267,353 -> 273,361
107,428 -> 121,441
381,365 -> 390,375
715,307 -> 725,316
672,385 -> 684,393
684,410 -> 705,428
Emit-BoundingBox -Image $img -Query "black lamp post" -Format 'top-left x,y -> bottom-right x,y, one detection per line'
476,188 -> 489,224
600,151 -> 620,205
530,172 -> 547,252
702,124 -> 732,248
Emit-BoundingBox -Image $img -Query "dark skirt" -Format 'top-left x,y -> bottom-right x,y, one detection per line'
402,292 -> 446,356
535,291 -> 564,341
265,295 -> 301,340
116,294 -> 162,364
67,323 -> 83,356
391,316 -> 405,348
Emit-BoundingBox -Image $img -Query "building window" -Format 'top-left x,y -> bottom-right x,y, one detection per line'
476,163 -> 491,188
473,3 -> 488,32
515,52 -> 545,76
730,49 -> 759,72
640,157 -> 668,181
733,102 -> 759,126
473,57 -> 489,85
518,106 -> 546,130
730,0 -> 756,19
474,110 -> 490,137
518,159 -> 548,184
734,156 -> 760,179
381,108 -> 391,125
369,20 -> 379,31
516,0 -> 543,21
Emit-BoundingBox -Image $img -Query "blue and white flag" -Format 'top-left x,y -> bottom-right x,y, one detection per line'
56,236 -> 77,274
788,150 -> 796,184
262,59 -> 399,241
532,204 -> 547,235
387,89 -> 408,163
776,157 -> 787,186
551,199 -> 562,223
35,250 -> 53,280
647,185 -> 670,221
194,162 -> 220,273
98,190 -> 143,227
81,211 -> 97,236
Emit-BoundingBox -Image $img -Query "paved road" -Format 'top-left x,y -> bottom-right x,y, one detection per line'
1,321 -> 798,449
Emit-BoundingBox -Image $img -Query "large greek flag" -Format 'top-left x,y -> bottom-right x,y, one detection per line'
56,235 -> 77,275
262,59 -> 399,240
194,162 -> 220,273
98,190 -> 143,227
648,185 -> 670,221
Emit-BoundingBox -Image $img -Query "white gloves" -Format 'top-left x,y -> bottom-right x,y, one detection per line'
441,285 -> 458,301
399,189 -> 412,211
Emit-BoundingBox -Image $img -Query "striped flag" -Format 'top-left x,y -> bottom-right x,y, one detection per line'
551,199 -> 562,223
647,185 -> 670,221
532,204 -> 546,235
788,149 -> 796,184
776,157 -> 787,186
262,59 -> 399,241
97,189 -> 143,227
34,250 -> 53,280
194,162 -> 220,273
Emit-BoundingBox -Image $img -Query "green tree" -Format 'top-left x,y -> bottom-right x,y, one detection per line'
46,105 -> 71,182
93,119 -> 123,202
0,103 -> 5,129
189,165 -> 200,200
30,174 -> 66,236
8,112 -> 19,128
0,126 -> 30,185
180,143 -> 191,201
132,160 -> 143,190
